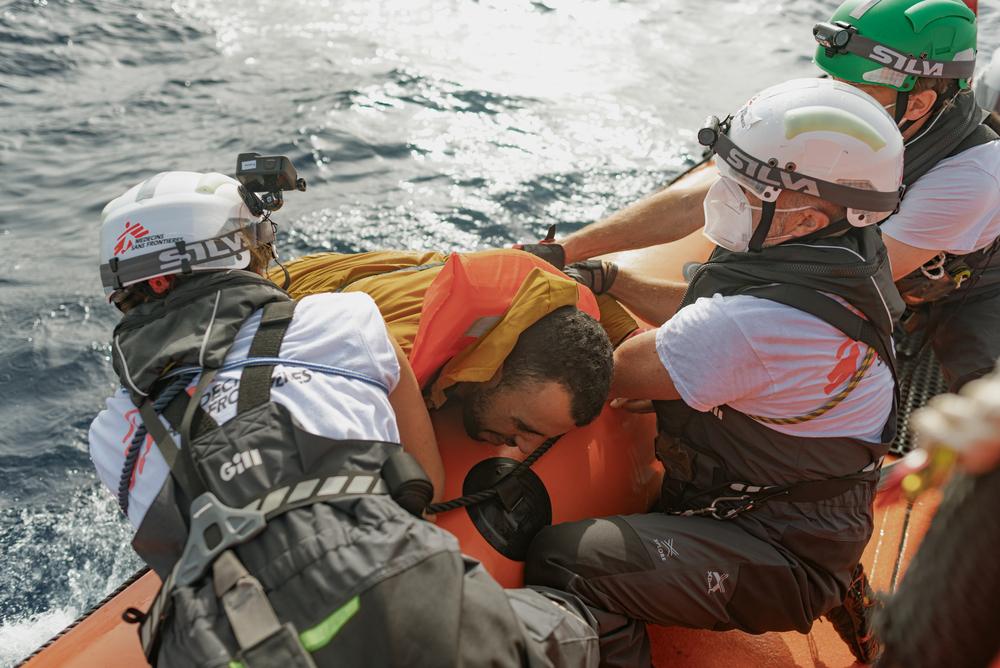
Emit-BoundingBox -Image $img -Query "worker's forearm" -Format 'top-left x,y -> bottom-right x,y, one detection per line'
560,164 -> 716,264
608,268 -> 688,327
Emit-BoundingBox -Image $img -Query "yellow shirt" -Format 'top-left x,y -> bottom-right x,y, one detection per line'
273,249 -> 637,406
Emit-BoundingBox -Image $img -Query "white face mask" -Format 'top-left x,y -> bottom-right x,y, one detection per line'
702,177 -> 812,252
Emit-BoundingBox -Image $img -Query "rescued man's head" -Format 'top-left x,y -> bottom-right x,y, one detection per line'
460,305 -> 613,454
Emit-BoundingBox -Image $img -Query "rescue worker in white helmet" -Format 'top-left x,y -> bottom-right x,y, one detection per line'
88,164 -> 601,667
521,0 -> 1000,396
524,78 -> 905,667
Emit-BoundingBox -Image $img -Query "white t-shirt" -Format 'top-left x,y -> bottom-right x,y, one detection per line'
881,141 -> 1000,254
656,293 -> 893,443
89,292 -> 401,529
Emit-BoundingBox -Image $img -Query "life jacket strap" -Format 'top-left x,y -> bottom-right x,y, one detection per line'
137,397 -> 209,504
237,300 -> 297,413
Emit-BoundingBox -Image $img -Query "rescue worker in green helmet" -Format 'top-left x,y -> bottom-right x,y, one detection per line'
88,164 -> 601,667
525,77 -> 906,668
811,0 -> 1000,392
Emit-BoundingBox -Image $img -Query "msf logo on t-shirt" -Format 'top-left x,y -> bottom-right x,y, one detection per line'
220,449 -> 264,482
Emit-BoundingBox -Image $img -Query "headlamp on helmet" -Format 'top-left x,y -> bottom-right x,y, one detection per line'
235,152 -> 308,216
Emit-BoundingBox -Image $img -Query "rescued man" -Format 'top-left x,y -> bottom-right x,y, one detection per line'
522,0 -> 1000,395
523,78 -> 906,667
271,248 -> 629,454
89,169 -> 600,667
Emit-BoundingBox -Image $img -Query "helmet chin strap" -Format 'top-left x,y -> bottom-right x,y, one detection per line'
748,200 -> 776,252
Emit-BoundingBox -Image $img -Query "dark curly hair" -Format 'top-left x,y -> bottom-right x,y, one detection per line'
498,305 -> 613,426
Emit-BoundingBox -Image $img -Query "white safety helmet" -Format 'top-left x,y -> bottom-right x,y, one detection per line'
974,49 -> 1000,114
99,171 -> 274,297
698,78 -> 905,252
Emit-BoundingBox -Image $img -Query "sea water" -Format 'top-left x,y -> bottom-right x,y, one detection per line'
1,0 -> 997,664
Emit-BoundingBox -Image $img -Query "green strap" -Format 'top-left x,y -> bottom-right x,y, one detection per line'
226,595 -> 361,668
299,596 -> 361,651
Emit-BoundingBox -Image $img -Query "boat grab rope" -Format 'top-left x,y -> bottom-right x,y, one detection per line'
16,566 -> 152,667
745,345 -> 876,426
425,434 -> 560,514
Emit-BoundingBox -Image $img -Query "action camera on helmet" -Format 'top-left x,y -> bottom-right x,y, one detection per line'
235,152 -> 307,216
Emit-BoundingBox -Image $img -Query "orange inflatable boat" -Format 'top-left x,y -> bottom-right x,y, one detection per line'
20,229 -> 989,667
20,398 -> 662,667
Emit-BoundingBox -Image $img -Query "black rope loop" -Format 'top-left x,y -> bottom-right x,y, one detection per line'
425,434 -> 561,515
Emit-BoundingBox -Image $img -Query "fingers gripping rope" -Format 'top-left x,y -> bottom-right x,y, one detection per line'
117,371 -> 199,516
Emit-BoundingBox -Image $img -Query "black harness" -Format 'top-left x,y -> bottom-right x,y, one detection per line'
116,290 -> 431,666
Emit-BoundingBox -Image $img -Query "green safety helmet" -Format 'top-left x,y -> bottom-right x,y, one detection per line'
813,0 -> 977,95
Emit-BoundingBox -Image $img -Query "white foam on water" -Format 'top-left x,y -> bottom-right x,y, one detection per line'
0,486 -> 142,667
0,607 -> 78,668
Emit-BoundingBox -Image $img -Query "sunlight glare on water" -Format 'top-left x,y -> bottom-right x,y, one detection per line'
1,0 -> 998,664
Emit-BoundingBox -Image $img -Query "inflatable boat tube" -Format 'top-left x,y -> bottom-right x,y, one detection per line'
23,187 -> 717,666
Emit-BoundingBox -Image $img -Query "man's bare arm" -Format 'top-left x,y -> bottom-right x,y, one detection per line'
607,267 -> 689,327
560,163 -> 717,264
387,335 -> 445,503
610,329 -> 681,401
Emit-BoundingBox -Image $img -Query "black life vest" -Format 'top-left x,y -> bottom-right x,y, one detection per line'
111,271 -> 444,667
655,225 -> 900,518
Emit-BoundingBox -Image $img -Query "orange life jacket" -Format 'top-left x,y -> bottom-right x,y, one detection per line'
276,249 -> 613,406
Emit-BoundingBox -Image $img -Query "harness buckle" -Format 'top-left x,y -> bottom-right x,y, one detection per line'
676,494 -> 755,521
706,494 -> 756,520
174,492 -> 267,588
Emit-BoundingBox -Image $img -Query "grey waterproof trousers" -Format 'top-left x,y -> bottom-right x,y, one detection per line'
525,500 -> 873,668
155,498 -> 599,668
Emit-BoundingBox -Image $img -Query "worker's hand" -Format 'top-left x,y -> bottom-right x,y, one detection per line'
513,224 -> 566,269
564,260 -> 619,295
609,398 -> 654,413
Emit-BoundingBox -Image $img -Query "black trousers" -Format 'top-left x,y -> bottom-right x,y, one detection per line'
525,509 -> 869,668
